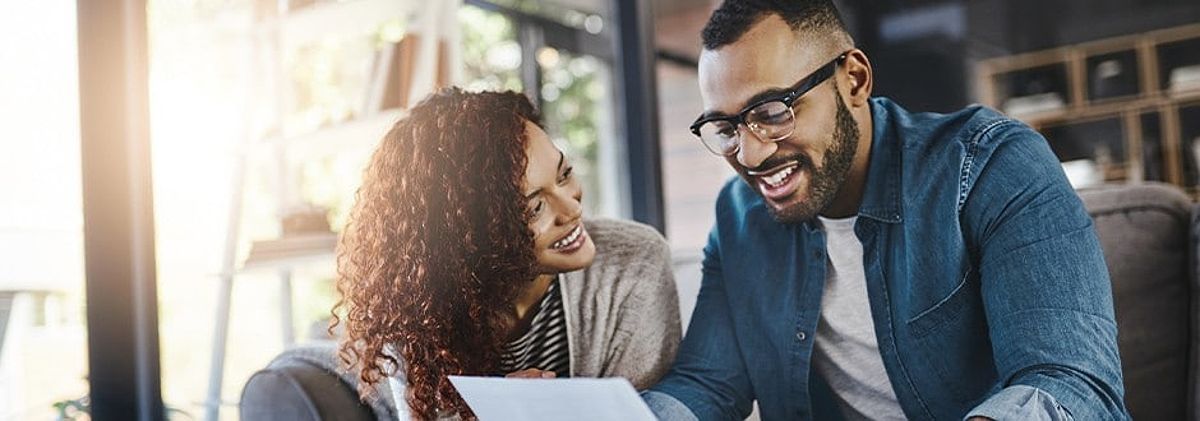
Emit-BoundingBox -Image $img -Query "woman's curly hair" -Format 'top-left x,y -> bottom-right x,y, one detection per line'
332,88 -> 543,419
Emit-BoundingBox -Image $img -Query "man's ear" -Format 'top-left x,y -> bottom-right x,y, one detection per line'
843,49 -> 873,107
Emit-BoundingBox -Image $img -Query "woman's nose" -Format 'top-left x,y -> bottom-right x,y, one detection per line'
553,189 -> 583,224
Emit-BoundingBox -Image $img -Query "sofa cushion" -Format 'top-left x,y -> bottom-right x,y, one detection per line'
1078,183 -> 1192,420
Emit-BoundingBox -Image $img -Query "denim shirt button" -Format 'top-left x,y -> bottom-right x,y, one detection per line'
796,331 -> 807,341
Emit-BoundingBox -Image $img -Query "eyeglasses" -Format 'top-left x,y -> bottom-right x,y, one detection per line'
689,53 -> 848,156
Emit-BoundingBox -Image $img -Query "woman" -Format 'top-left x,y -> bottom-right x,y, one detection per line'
332,88 -> 680,420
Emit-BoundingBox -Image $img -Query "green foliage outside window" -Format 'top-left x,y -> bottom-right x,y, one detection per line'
458,6 -> 523,93
539,50 -> 607,216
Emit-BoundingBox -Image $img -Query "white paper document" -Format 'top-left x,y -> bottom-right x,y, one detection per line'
448,376 -> 657,421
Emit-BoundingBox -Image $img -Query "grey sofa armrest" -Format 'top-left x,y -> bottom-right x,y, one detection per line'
240,342 -> 395,421
1078,183 -> 1193,420
1192,202 -> 1200,421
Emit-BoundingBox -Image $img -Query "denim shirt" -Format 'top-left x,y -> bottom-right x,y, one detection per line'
645,97 -> 1130,420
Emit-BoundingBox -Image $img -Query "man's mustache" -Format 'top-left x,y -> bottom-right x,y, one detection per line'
740,151 -> 814,174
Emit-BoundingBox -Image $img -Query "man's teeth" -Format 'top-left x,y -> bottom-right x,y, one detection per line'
761,166 -> 795,187
553,226 -> 582,249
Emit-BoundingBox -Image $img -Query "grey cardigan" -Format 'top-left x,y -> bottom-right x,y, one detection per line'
387,218 -> 682,419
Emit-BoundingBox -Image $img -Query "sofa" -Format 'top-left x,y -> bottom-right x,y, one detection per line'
240,342 -> 393,421
1077,182 -> 1196,419
239,182 -> 1198,420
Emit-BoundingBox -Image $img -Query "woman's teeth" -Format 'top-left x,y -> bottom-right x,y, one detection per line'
552,225 -> 583,249
762,165 -> 795,187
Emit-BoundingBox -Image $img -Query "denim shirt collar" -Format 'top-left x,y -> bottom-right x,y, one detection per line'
856,97 -> 903,224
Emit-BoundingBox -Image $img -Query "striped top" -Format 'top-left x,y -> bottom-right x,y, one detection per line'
498,278 -> 571,377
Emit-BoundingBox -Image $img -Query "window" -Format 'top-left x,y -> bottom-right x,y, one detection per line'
538,48 -> 618,217
0,2 -> 88,419
460,2 -> 623,217
139,1 -> 636,419
459,6 -> 522,92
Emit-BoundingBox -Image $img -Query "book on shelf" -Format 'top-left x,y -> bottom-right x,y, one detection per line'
242,232 -> 338,270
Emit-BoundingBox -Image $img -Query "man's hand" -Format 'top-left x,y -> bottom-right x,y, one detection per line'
968,417 -> 994,421
505,368 -> 557,379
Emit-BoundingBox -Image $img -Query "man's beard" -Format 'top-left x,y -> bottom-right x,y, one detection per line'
749,90 -> 860,224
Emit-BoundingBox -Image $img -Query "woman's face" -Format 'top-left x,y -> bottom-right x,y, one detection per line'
522,121 -> 597,274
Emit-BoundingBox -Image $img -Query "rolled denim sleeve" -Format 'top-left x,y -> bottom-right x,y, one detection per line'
642,390 -> 701,421
962,125 -> 1130,420
965,385 -> 1072,421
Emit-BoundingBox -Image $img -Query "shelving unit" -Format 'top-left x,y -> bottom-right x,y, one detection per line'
977,23 -> 1200,197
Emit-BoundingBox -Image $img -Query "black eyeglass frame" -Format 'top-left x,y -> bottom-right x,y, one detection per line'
689,52 -> 850,156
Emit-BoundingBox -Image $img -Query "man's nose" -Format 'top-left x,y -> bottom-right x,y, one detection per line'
736,128 -> 776,169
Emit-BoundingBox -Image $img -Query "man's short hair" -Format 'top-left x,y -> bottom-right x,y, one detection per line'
701,0 -> 849,50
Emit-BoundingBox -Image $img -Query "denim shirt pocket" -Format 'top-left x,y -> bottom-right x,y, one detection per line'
905,265 -> 977,338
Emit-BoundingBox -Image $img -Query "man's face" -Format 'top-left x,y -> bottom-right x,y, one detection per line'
698,15 -> 859,223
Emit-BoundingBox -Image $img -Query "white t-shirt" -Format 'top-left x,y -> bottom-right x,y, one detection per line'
812,216 -> 906,420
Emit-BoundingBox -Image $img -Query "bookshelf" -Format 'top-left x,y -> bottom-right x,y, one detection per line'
977,23 -> 1200,198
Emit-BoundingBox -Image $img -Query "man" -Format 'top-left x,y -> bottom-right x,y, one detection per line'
642,1 -> 1129,420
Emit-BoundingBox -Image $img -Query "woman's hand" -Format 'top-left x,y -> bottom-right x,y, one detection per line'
506,368 -> 557,379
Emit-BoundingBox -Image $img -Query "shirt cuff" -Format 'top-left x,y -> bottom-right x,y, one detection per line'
641,390 -> 699,421
965,385 -> 1073,421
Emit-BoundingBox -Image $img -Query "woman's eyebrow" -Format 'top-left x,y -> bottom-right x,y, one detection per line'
524,151 -> 566,198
